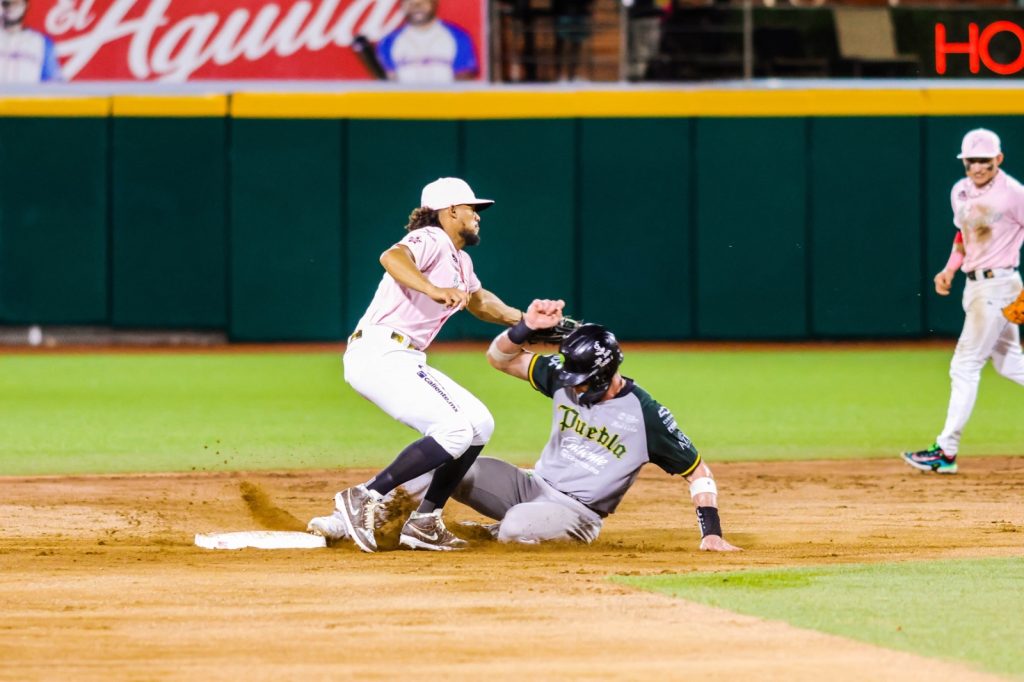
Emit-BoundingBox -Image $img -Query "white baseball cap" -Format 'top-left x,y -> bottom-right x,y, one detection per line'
420,177 -> 494,211
957,128 -> 1002,159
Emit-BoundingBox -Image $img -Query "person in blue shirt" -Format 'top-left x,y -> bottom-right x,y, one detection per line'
376,0 -> 479,83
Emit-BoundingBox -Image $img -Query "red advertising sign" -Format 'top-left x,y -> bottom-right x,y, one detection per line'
24,0 -> 487,81
936,21 -> 1024,76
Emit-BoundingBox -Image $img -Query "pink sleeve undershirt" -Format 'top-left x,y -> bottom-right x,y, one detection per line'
944,231 -> 965,272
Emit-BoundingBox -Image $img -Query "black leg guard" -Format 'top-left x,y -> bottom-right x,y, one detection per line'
367,436 -> 453,496
417,444 -> 484,513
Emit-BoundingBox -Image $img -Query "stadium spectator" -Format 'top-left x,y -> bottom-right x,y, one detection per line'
552,0 -> 595,81
0,0 -> 62,83
376,0 -> 480,83
625,0 -> 669,81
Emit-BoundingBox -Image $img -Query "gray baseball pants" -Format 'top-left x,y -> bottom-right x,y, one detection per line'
404,456 -> 603,544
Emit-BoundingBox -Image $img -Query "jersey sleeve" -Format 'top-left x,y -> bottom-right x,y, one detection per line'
447,23 -> 479,77
466,266 -> 482,294
394,229 -> 440,270
376,29 -> 398,74
1009,178 -> 1024,228
527,354 -> 564,398
635,386 -> 701,476
459,251 -> 482,293
41,36 -> 63,82
951,183 -> 963,229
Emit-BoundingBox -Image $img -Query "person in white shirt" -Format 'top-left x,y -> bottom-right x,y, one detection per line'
376,0 -> 479,83
0,0 -> 63,83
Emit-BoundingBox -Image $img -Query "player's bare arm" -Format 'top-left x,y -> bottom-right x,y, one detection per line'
486,298 -> 565,379
934,233 -> 965,296
685,461 -> 742,552
466,288 -> 522,326
380,244 -> 469,309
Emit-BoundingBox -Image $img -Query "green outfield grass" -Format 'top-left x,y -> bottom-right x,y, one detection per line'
614,557 -> 1024,678
0,347 -> 1021,476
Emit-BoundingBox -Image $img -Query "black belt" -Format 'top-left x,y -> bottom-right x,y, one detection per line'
347,329 -> 411,347
966,269 -> 995,281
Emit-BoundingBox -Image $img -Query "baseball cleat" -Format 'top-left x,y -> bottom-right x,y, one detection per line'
399,510 -> 468,551
335,485 -> 383,552
901,443 -> 958,474
458,520 -> 500,540
306,510 -> 349,543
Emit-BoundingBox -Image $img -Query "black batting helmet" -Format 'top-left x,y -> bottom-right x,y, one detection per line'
558,324 -> 624,406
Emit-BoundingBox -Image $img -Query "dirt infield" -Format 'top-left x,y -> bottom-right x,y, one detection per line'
2,457 -> 1021,681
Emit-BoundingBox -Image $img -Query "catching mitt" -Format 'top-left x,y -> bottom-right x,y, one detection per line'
526,316 -> 583,345
1004,290 -> 1024,325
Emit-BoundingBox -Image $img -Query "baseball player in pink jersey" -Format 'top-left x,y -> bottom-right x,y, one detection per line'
902,129 -> 1024,474
308,177 -> 554,551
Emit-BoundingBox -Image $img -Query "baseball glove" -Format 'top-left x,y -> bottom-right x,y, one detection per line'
1004,291 -> 1024,325
526,316 -> 583,345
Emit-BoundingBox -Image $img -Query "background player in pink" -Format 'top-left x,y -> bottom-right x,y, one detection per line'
902,129 -> 1024,474
308,177 -> 550,552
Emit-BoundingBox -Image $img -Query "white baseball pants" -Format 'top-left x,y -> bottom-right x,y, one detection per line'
938,270 -> 1024,455
343,325 -> 494,457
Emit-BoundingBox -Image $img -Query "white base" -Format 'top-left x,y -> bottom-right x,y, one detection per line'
194,531 -> 327,550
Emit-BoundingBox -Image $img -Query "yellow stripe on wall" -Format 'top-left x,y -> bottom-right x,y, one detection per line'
112,95 -> 228,117
230,88 -> 1024,119
0,97 -> 109,117
923,89 -> 1024,115
5,88 -> 1024,119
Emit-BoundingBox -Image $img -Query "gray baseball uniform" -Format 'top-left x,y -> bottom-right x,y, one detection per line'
406,353 -> 701,543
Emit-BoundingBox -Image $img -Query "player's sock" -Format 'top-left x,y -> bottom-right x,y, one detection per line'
417,445 -> 484,514
366,436 -> 453,496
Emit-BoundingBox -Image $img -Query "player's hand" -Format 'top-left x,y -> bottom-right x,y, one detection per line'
934,269 -> 954,296
700,535 -> 742,552
524,299 -> 565,330
431,287 -> 470,310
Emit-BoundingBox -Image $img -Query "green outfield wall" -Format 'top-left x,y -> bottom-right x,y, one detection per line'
1,89 -> 1022,341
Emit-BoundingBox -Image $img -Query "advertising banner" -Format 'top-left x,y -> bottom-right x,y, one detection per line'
17,0 -> 487,82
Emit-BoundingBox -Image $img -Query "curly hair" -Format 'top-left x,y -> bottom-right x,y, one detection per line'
405,207 -> 439,232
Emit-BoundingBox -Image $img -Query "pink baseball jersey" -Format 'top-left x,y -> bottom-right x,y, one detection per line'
355,226 -> 482,350
951,170 -> 1024,272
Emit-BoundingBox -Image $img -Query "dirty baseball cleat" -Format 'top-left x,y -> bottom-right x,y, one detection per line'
458,519 -> 500,540
309,491 -> 392,544
307,490 -> 356,543
306,509 -> 349,543
399,510 -> 468,551
336,485 -> 383,552
901,443 -> 958,474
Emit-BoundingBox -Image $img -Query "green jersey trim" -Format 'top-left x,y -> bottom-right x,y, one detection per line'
528,353 -> 563,398
633,384 -> 701,476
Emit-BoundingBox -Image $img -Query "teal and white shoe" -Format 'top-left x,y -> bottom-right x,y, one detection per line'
901,443 -> 958,474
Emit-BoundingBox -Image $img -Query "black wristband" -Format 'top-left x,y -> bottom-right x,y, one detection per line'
695,506 -> 722,538
507,318 -> 532,345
